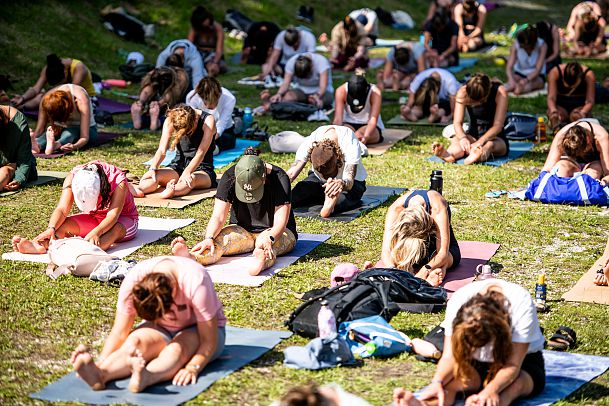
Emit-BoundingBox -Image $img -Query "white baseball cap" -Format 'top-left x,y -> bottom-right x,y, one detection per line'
126,51 -> 145,65
72,167 -> 101,213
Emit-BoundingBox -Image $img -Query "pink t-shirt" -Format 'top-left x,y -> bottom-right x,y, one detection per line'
117,256 -> 227,333
72,160 -> 138,220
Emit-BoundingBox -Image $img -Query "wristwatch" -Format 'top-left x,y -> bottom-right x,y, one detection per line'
269,235 -> 275,243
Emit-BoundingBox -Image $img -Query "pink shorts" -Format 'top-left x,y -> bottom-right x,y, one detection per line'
69,213 -> 138,242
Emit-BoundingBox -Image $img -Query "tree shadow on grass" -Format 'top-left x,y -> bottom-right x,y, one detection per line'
565,381 -> 609,402
303,242 -> 353,260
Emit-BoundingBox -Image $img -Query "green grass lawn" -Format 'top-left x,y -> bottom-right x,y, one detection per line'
2,0 -> 609,405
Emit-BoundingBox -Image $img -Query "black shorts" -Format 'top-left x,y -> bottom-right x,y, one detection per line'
344,122 -> 384,144
473,351 -> 545,397
515,71 -> 546,82
167,160 -> 218,188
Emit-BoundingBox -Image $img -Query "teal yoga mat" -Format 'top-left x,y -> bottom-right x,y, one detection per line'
447,58 -> 479,74
31,326 -> 291,405
427,141 -> 534,167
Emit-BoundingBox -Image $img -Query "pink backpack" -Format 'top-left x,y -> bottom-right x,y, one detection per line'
46,237 -> 118,280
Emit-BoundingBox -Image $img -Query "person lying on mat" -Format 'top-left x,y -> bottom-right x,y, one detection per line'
258,26 -> 316,80
266,53 -> 334,110
287,125 -> 367,218
171,147 -> 297,276
504,26 -> 547,96
328,16 -> 370,71
70,256 -> 226,392
132,104 -> 217,199
333,74 -> 384,145
432,73 -> 509,165
565,2 -> 607,56
131,64 -> 190,131
454,0 -> 487,53
377,189 -> 460,287
11,53 -> 95,111
393,279 -> 546,406
547,62 -> 595,132
542,120 -> 609,183
188,6 -> 227,77
186,77 -> 236,154
31,84 -> 97,155
156,39 -> 206,89
535,21 -> 562,73
0,105 -> 37,192
12,160 -> 138,253
423,10 -> 459,68
376,42 -> 426,91
400,68 -> 459,124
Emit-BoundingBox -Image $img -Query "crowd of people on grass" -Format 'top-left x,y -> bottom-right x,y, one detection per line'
3,1 -> 609,405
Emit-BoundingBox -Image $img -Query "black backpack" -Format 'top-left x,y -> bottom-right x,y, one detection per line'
503,112 -> 538,140
285,268 -> 447,338
375,7 -> 396,26
270,102 -> 318,121
119,63 -> 155,83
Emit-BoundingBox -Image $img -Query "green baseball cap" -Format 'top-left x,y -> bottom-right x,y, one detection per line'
234,154 -> 266,203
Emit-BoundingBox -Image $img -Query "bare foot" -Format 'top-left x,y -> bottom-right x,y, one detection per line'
463,145 -> 486,165
159,179 -> 176,199
247,248 -> 267,276
320,195 -> 338,218
411,338 -> 442,359
72,345 -> 105,390
594,273 -> 608,286
131,101 -> 143,130
127,345 -> 149,393
149,103 -> 160,131
426,268 -> 446,286
171,237 -> 194,259
13,236 -> 47,254
363,260 -> 374,270
431,142 -> 456,163
428,104 -> 440,123
393,388 -> 424,406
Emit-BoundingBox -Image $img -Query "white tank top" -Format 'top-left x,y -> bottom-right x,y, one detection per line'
342,84 -> 385,129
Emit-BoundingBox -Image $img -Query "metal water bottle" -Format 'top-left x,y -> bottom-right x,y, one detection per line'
535,272 -> 547,311
430,170 -> 443,194
317,300 -> 336,338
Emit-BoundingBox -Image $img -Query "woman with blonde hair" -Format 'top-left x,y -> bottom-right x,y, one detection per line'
432,73 -> 508,165
31,84 -> 97,155
393,279 -> 546,406
379,189 -> 460,287
70,256 -> 226,392
132,104 -> 216,199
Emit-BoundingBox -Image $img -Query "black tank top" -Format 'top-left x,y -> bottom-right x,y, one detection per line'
173,111 -> 216,172
556,65 -> 590,98
461,8 -> 479,35
466,82 -> 505,139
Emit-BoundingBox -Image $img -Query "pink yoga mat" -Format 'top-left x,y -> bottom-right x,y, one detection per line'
441,241 -> 501,298
34,131 -> 124,159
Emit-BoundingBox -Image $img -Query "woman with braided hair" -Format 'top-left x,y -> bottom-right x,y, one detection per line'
376,189 -> 460,287
394,279 -> 546,406
70,256 -> 226,392
132,104 -> 217,199
288,125 -> 367,218
11,160 -> 138,253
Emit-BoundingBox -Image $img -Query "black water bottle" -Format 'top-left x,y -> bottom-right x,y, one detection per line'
430,170 -> 443,194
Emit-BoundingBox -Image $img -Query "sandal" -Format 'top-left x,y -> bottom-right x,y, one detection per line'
485,190 -> 507,198
547,326 -> 577,351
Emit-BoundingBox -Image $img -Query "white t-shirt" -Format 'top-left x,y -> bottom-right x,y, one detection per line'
349,8 -> 379,36
285,53 -> 334,94
274,29 -> 317,64
295,125 -> 367,182
409,68 -> 460,101
514,38 -> 546,76
185,87 -> 236,136
441,279 -> 545,363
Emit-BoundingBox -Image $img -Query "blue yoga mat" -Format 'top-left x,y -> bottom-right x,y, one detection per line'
447,58 -> 479,74
428,141 -> 534,167
144,139 -> 261,170
31,326 -> 291,405
412,351 -> 609,406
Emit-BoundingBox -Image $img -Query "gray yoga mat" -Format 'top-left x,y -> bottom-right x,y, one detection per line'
31,326 -> 291,405
293,186 -> 406,222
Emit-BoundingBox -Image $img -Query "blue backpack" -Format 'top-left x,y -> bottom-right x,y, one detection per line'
525,167 -> 609,205
338,315 -> 412,358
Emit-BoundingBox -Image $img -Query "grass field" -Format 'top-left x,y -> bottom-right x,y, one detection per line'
2,0 -> 609,405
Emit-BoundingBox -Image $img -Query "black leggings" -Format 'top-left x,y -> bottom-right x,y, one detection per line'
291,171 -> 366,214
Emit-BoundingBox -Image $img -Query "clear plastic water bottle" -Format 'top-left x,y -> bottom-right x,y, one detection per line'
476,264 -> 494,281
317,300 -> 336,338
243,107 -> 253,131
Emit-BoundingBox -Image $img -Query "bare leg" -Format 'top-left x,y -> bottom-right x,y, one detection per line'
149,102 -> 161,131
159,171 -> 212,199
131,102 -> 143,130
171,236 -> 195,260
432,136 -> 468,163
0,165 -> 15,191
138,168 -> 180,195
496,371 -> 535,406
464,138 -> 507,165
128,329 -> 199,393
582,160 -> 603,180
98,222 -> 127,251
12,217 -> 81,254
355,126 -> 381,145
320,193 -> 339,218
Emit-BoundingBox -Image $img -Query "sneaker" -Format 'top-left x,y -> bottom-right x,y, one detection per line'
307,110 -> 330,122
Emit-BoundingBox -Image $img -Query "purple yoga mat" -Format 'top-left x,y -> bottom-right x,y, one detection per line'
21,97 -> 131,118
441,241 -> 501,298
33,131 -> 123,159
